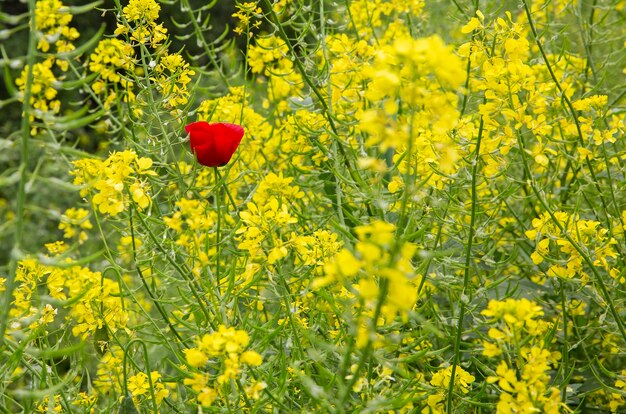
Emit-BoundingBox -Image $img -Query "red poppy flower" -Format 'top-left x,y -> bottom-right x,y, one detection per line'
185,121 -> 244,167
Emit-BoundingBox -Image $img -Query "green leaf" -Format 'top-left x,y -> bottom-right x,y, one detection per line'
69,0 -> 104,15
58,71 -> 98,90
0,11 -> 27,25
52,108 -> 107,130
3,58 -> 17,97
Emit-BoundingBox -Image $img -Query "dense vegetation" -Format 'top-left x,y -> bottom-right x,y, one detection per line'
1,0 -> 625,412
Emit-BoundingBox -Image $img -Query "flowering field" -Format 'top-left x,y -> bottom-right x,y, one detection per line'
1,0 -> 626,412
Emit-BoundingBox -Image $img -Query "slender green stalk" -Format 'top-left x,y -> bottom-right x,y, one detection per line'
123,340 -> 160,412
129,204 -> 187,345
133,202 -> 214,325
214,168 -> 222,285
239,11 -> 251,124
0,0 -> 37,345
446,117 -> 484,413
338,279 -> 390,410
558,279 -> 569,402
321,0 -> 346,230
393,111 -> 416,254
181,0 -> 231,87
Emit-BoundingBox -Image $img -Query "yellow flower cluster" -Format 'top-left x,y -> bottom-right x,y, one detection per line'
356,35 -> 466,190
116,0 -> 167,47
271,111 -> 331,168
234,172 -> 303,265
15,57 -> 60,134
252,172 -> 304,204
609,371 -> 626,412
238,197 -> 298,263
459,9 -> 621,181
164,197 -> 220,273
91,0 -> 196,120
36,391 -> 97,413
122,0 -> 160,23
183,325 -> 263,407
315,220 -> 420,326
89,38 -> 136,109
481,298 -> 552,357
320,33 -> 375,118
197,87 -> 254,125
458,11 -> 537,178
58,207 -> 92,243
482,298 -> 564,413
424,365 -> 475,414
34,0 -> 80,70
348,0 -> 425,38
155,53 -> 196,109
232,1 -> 262,37
71,150 -> 156,216
247,35 -> 303,112
571,94 -> 622,150
127,371 -> 169,407
14,0 -> 80,134
7,258 -> 127,340
526,211 -> 617,283
35,395 -> 62,413
488,347 -> 563,413
9,259 -> 52,322
290,229 -> 342,268
94,346 -> 124,394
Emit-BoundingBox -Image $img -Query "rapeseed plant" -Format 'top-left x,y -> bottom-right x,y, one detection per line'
2,0 -> 625,412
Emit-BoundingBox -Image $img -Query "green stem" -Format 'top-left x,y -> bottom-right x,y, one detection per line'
133,202 -> 214,326
0,0 -> 37,346
338,279 -> 389,409
240,19 -> 251,124
181,0 -> 231,87
129,203 -> 187,345
214,168 -> 222,286
558,279 -> 569,402
320,0 -> 346,230
123,339 -> 160,412
214,168 -> 238,211
446,116 -> 484,413
393,111 -> 416,258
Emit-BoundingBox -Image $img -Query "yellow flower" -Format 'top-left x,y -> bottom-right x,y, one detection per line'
59,207 -> 92,243
430,365 -> 475,393
127,372 -> 151,397
122,0 -> 161,24
15,57 -> 61,134
71,150 -> 155,217
197,387 -> 217,407
246,381 -> 267,399
127,371 -> 169,404
155,53 -> 196,108
34,0 -> 79,70
184,348 -> 208,368
240,350 -> 263,366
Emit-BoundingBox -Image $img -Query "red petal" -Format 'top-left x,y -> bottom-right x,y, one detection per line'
185,122 -> 244,167
211,123 -> 245,166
